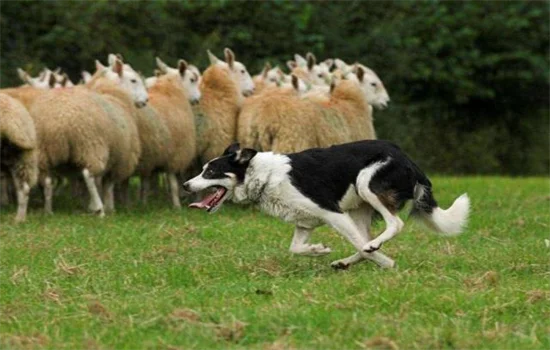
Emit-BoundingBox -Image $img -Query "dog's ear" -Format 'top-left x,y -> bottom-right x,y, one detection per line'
233,148 -> 257,164
223,143 -> 240,156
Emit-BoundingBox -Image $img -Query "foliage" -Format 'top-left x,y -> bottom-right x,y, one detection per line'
1,0 -> 548,174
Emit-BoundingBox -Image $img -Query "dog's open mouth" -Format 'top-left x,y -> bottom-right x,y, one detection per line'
189,186 -> 228,213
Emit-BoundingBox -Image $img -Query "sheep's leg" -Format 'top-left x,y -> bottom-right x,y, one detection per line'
0,174 -> 11,206
82,169 -> 104,217
140,176 -> 150,204
102,179 -> 115,213
43,176 -> 53,214
11,173 -> 30,223
168,173 -> 181,208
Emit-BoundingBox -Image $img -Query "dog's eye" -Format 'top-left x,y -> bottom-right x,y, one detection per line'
204,169 -> 214,178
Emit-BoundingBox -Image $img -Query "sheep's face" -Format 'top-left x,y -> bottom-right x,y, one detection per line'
107,62 -> 149,108
228,60 -> 255,97
308,64 -> 332,86
18,68 -> 63,89
356,67 -> 390,109
265,68 -> 284,87
182,69 -> 201,105
210,48 -> 255,97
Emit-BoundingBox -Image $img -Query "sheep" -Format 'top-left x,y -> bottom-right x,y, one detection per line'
18,67 -> 73,88
25,58 -> 144,216
252,62 -> 285,94
286,53 -> 332,87
333,59 -> 390,109
0,93 -> 38,222
133,59 -> 198,208
238,65 -> 387,154
238,74 -> 320,153
193,48 -> 254,163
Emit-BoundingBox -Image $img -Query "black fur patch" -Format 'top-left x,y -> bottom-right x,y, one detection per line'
287,140 -> 435,213
203,147 -> 257,183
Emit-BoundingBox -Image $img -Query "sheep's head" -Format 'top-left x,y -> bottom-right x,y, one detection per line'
156,57 -> 201,104
306,53 -> 332,86
353,65 -> 390,109
208,48 -> 255,97
102,55 -> 149,108
17,68 -> 64,89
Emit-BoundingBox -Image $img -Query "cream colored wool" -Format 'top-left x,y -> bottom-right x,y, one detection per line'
237,86 -> 319,153
0,93 -> 38,222
194,64 -> 242,163
140,74 -> 196,175
238,78 -> 375,154
306,79 -> 376,147
1,86 -> 47,110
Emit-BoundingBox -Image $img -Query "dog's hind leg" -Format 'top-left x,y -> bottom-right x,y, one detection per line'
330,205 -> 395,269
322,211 -> 395,269
289,226 -> 332,256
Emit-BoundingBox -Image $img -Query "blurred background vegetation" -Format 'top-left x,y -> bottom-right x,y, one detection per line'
1,0 -> 548,175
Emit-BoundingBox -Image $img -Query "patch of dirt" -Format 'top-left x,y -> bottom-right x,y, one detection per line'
526,289 -> 550,304
215,319 -> 247,343
464,271 -> 499,290
87,300 -> 112,321
362,336 -> 399,350
169,308 -> 201,323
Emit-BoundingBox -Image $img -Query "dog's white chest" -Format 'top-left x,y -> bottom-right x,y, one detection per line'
338,185 -> 363,211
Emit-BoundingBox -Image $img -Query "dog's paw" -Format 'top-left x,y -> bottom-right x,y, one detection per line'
307,243 -> 332,256
362,241 -> 381,253
330,259 -> 350,270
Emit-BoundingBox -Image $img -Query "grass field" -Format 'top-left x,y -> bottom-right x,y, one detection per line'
0,177 -> 548,350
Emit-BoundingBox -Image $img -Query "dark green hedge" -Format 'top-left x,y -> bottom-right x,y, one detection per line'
1,0 -> 548,175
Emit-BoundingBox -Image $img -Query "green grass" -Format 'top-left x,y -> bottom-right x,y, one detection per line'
1,177 -> 548,350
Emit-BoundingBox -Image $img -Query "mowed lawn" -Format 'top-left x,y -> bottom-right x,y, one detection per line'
0,177 -> 548,350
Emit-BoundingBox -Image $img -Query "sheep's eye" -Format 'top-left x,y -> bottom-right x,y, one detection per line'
318,74 -> 323,78
241,69 -> 245,74
370,82 -> 377,87
190,78 -> 196,83
131,79 -> 137,83
269,78 -> 276,82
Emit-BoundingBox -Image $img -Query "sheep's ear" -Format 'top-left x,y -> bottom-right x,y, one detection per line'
156,57 -> 169,73
38,70 -> 47,81
224,48 -> 235,69
81,71 -> 92,83
223,142 -> 240,156
276,67 -> 285,78
356,66 -> 365,82
207,50 -> 219,65
330,79 -> 336,94
261,62 -> 271,78
291,74 -> 299,91
287,60 -> 297,70
53,67 -> 61,74
154,69 -> 162,77
178,59 -> 188,76
48,73 -> 57,88
116,53 -> 124,61
17,68 -> 31,84
95,60 -> 106,71
324,59 -> 334,69
113,59 -> 124,77
61,73 -> 70,87
306,52 -> 316,71
108,54 -> 119,66
294,54 -> 307,67
334,59 -> 347,70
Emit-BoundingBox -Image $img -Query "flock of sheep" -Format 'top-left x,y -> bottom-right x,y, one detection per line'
0,48 -> 390,222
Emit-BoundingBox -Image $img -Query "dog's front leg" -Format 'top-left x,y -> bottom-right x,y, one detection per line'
289,226 -> 331,256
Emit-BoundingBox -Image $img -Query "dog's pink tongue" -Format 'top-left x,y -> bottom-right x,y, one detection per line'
189,192 -> 218,210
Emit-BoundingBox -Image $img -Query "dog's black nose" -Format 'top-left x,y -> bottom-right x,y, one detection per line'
182,182 -> 191,193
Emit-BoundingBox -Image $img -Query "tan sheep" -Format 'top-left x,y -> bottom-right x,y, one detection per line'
26,60 -> 142,216
194,48 -> 254,163
238,75 -> 319,153
0,93 -> 38,222
136,66 -> 197,208
238,66 -> 381,153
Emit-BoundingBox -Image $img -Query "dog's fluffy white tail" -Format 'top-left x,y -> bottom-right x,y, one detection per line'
423,193 -> 470,236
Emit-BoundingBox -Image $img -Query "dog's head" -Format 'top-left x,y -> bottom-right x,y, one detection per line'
184,143 -> 257,213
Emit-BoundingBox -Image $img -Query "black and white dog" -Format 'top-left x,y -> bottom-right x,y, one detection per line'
183,140 -> 469,269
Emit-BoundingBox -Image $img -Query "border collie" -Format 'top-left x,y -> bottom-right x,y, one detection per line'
183,140 -> 469,269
